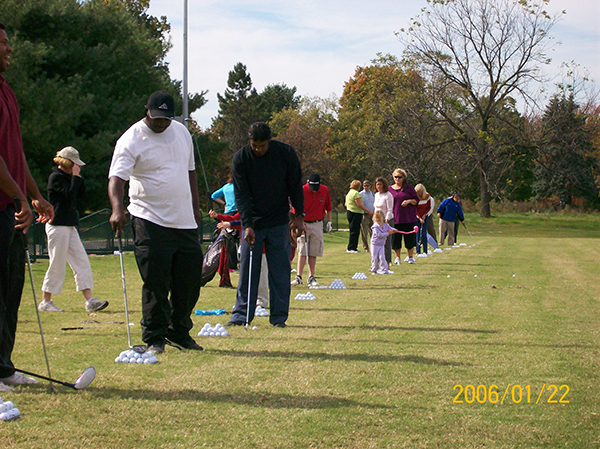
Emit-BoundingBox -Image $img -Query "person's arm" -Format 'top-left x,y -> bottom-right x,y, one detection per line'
355,196 -> 373,215
108,176 -> 127,236
0,155 -> 34,231
189,170 -> 201,226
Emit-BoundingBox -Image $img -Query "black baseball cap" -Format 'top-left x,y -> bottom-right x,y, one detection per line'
308,173 -> 321,191
146,91 -> 175,119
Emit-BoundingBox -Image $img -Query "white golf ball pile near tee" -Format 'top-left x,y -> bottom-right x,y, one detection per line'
255,306 -> 269,317
460,243 -> 467,246
197,323 -> 230,337
329,279 -> 346,289
352,272 -> 368,280
294,292 -> 316,300
114,350 -> 158,364
0,398 -> 20,421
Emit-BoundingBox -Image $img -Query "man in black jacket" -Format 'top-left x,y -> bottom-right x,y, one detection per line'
227,122 -> 304,328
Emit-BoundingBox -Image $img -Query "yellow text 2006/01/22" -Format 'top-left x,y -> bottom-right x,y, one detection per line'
453,384 -> 570,404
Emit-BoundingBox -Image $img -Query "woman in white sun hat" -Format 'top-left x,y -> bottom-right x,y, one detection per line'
38,146 -> 108,313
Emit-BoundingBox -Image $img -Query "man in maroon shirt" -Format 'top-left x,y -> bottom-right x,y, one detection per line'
291,174 -> 332,287
0,22 -> 54,391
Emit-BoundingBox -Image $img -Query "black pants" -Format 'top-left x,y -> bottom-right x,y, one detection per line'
0,205 -> 25,378
346,211 -> 363,251
132,217 -> 203,345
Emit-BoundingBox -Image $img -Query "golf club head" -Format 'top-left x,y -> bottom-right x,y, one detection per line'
73,366 -> 96,390
131,344 -> 147,353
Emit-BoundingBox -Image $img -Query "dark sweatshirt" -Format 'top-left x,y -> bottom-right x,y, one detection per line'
232,140 -> 303,230
47,167 -> 85,226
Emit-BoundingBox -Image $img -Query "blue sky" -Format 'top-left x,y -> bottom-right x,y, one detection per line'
148,0 -> 600,128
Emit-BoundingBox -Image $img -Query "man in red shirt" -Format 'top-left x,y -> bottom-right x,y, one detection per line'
0,22 -> 54,391
291,174 -> 332,287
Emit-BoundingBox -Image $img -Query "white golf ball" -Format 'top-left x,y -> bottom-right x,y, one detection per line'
252,326 -> 258,330
512,274 -> 516,277
474,274 -> 478,277
121,357 -> 130,363
447,275 -> 451,278
136,358 -> 144,364
222,331 -> 229,337
148,356 -> 158,364
114,357 -> 121,363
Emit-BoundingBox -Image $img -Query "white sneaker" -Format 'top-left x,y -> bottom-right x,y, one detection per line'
291,275 -> 302,286
0,381 -> 15,392
38,301 -> 63,312
408,257 -> 416,264
393,257 -> 401,265
85,298 -> 109,312
1,371 -> 39,385
308,276 -> 318,287
404,256 -> 410,262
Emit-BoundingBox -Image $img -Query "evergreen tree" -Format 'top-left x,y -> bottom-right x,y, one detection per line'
533,95 -> 599,206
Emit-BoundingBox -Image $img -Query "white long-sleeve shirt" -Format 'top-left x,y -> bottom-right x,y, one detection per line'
374,191 -> 394,222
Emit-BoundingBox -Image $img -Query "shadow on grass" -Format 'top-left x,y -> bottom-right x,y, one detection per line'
290,307 -> 408,313
291,324 -> 499,334
83,387 -> 396,410
209,348 -> 464,366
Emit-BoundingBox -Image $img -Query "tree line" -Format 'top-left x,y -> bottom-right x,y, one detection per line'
2,0 -> 598,216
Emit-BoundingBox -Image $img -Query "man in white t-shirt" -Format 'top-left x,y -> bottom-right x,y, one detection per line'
108,91 -> 203,354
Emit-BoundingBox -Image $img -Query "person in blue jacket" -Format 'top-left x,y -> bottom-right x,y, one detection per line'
437,192 -> 465,246
211,172 -> 236,213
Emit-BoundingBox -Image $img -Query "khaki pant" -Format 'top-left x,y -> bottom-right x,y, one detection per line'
360,213 -> 373,251
439,219 -> 456,246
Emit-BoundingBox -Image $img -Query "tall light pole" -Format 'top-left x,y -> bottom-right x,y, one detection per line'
182,0 -> 189,123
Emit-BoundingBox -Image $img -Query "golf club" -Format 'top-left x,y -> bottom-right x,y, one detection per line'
396,225 -> 419,234
0,363 -> 95,390
117,236 -> 147,353
461,222 -> 477,245
245,244 -> 254,330
14,197 -> 55,391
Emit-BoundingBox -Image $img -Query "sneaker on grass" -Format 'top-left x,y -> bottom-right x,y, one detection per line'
0,381 -> 15,392
165,337 -> 203,351
1,371 -> 38,385
291,275 -> 302,286
38,301 -> 63,312
85,298 -> 109,312
308,276 -> 318,286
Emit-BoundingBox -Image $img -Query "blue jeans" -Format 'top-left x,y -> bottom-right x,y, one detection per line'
417,215 -> 429,254
232,224 -> 291,325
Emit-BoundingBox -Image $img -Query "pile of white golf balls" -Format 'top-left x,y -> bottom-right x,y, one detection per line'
460,243 -> 467,246
255,306 -> 269,317
114,350 -> 158,364
444,247 -> 452,251
0,398 -> 20,421
329,279 -> 346,289
197,323 -> 229,337
352,272 -> 368,280
294,292 -> 316,300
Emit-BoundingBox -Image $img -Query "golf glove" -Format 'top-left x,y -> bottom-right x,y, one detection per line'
326,221 -> 333,233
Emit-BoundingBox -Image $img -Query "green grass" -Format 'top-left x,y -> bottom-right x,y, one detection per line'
3,214 -> 600,448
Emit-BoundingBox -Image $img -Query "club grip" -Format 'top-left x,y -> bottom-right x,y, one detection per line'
13,196 -> 21,212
